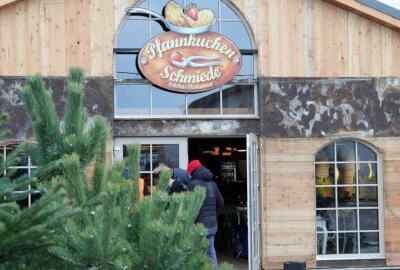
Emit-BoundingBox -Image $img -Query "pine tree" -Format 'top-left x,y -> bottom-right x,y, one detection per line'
19,67 -> 108,181
0,114 -> 74,269
18,68 -> 233,270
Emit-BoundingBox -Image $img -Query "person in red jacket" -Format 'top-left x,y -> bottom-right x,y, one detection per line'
187,160 -> 224,270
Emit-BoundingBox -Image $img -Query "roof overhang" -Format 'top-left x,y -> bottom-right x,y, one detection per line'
0,0 -> 23,8
324,0 -> 400,32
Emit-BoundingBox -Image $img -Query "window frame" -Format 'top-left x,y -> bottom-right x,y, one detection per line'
1,143 -> 38,208
113,0 -> 259,120
315,140 -> 385,261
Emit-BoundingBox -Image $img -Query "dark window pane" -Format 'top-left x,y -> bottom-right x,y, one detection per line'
359,187 -> 378,207
17,153 -> 28,166
316,188 -> 335,207
358,143 -> 377,161
358,163 -> 377,184
361,232 -> 379,253
339,233 -> 358,254
360,209 -> 379,230
315,144 -> 334,162
315,163 -> 335,185
221,22 -> 252,49
152,87 -> 185,115
115,84 -> 150,116
117,19 -> 150,48
338,186 -> 356,207
317,210 -> 336,231
188,88 -> 220,115
16,197 -> 29,210
337,141 -> 355,161
115,54 -> 142,79
31,192 -> 42,204
140,145 -> 151,171
152,144 -> 179,169
8,169 -> 29,183
338,209 -> 357,231
5,144 -> 17,157
222,85 -> 254,114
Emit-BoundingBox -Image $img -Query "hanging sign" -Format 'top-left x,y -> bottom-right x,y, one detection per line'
130,1 -> 242,93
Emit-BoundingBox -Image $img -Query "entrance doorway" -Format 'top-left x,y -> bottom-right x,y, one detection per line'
114,135 -> 260,270
188,137 -> 249,270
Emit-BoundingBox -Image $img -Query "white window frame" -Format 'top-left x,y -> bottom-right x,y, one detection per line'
1,143 -> 38,207
315,140 -> 385,261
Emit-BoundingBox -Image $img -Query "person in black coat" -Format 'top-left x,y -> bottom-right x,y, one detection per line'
187,160 -> 224,270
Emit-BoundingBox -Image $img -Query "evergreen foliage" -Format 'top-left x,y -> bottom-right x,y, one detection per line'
0,114 -> 73,269
16,68 -> 233,270
19,67 -> 108,181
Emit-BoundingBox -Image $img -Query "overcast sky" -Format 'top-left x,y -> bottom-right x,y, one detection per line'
377,0 -> 400,10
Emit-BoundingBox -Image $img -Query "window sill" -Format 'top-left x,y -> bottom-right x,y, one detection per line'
316,258 -> 386,269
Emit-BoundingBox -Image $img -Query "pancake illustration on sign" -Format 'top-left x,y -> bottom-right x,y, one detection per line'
126,1 -> 216,34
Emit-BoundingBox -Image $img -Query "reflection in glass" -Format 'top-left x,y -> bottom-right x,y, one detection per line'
317,210 -> 336,231
222,85 -> 254,114
236,55 -> 255,79
152,87 -> 185,115
338,209 -> 357,231
315,144 -> 334,162
358,163 -> 377,184
338,186 -> 356,207
339,233 -> 358,254
139,145 -> 151,171
360,209 -> 379,230
117,19 -> 149,48
188,88 -> 220,115
315,163 -> 335,185
152,144 -> 179,169
337,141 -> 355,161
358,143 -> 377,161
359,187 -> 378,207
221,2 -> 240,19
190,0 -> 218,16
221,22 -> 252,49
316,187 -> 335,208
361,232 -> 379,253
116,85 -> 150,115
115,54 -> 141,79
337,163 -> 355,186
151,19 -> 166,37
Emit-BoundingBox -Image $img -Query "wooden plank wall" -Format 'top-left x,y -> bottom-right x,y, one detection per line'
0,0 -> 115,76
262,137 -> 400,269
1,0 -> 400,77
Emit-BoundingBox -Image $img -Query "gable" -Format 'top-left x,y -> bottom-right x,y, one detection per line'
324,0 -> 400,32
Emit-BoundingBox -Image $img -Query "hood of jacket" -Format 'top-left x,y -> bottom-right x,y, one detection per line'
190,166 -> 214,181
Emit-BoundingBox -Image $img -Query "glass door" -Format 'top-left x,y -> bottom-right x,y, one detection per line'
114,137 -> 188,193
247,133 -> 261,270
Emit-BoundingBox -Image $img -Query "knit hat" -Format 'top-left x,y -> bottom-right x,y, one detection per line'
187,160 -> 201,175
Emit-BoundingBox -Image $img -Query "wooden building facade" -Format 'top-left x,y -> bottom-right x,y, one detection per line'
1,0 -> 400,269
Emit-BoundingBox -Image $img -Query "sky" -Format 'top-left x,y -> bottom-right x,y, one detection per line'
377,0 -> 400,10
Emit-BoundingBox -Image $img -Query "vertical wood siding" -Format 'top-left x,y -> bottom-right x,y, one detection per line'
1,0 -> 400,76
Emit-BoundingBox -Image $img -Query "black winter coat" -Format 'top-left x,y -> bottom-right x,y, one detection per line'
188,166 -> 224,228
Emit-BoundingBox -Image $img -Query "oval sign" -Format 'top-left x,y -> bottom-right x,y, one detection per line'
138,32 -> 242,93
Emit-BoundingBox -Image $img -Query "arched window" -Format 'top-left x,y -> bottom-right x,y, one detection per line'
1,143 -> 39,208
315,140 -> 383,259
114,0 -> 257,118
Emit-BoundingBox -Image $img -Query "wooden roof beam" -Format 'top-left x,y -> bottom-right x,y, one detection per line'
324,0 -> 400,32
0,0 -> 23,8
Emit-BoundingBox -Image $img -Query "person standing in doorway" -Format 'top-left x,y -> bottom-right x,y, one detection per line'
187,160 -> 224,270
153,162 -> 191,195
